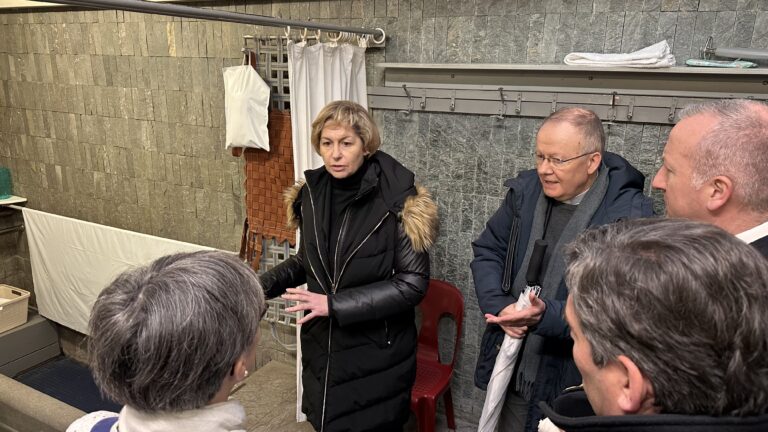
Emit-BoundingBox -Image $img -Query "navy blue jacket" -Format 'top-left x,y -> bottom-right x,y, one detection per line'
471,152 -> 655,431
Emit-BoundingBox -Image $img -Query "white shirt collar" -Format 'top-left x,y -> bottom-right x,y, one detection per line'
736,219 -> 768,244
564,188 -> 590,205
118,400 -> 246,432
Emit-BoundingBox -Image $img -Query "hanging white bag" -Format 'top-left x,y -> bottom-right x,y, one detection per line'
222,54 -> 271,151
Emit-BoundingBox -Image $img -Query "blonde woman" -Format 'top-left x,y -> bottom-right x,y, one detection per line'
261,100 -> 438,432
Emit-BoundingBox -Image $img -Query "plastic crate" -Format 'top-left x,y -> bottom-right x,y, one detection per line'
0,285 -> 30,334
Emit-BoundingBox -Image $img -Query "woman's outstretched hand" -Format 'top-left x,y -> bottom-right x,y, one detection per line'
283,288 -> 329,325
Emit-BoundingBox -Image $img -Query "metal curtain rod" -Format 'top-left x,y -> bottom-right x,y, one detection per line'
30,0 -> 385,39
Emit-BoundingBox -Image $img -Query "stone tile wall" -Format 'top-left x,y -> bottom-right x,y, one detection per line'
1,0 -> 766,424
0,9 -> 252,249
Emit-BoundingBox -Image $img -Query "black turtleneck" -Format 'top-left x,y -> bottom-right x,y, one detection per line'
328,160 -> 368,275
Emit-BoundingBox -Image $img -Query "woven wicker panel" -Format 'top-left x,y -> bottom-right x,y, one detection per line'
242,110 -> 297,270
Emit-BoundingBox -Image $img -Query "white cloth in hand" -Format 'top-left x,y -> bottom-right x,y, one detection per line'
477,286 -> 538,432
538,417 -> 564,432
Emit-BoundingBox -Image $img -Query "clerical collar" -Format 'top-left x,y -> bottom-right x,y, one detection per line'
565,187 -> 590,205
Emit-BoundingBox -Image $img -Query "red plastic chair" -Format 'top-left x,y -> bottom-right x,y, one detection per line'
411,279 -> 465,432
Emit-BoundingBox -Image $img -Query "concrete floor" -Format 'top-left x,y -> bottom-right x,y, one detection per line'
404,412 -> 477,432
238,361 -> 478,432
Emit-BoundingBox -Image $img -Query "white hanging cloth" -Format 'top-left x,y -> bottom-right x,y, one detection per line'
287,41 -> 368,179
222,54 -> 271,150
22,208 -> 212,335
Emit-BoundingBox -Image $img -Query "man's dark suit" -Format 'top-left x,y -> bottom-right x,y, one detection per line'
751,235 -> 768,258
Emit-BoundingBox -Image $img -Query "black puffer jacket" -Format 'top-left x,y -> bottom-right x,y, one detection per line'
260,151 -> 439,432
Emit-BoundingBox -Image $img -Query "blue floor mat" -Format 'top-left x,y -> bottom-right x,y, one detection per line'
15,356 -> 122,413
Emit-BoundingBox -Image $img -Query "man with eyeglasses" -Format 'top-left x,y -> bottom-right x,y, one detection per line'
471,107 -> 654,432
652,99 -> 768,258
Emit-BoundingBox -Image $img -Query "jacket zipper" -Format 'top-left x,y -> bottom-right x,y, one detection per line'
320,212 -> 389,430
320,322 -> 332,432
501,217 -> 520,294
304,182 -> 387,431
303,182 -> 334,432
384,320 -> 390,346
305,182 -> 332,288
332,209 -> 351,293
334,213 -> 389,289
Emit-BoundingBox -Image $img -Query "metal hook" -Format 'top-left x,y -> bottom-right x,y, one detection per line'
490,87 -> 506,120
358,33 -> 370,48
300,27 -> 308,43
327,30 -> 342,47
398,84 -> 413,117
284,25 -> 291,38
241,36 -> 253,66
668,97 -> 678,122
700,35 -> 715,60
605,92 -> 618,131
608,91 -> 618,122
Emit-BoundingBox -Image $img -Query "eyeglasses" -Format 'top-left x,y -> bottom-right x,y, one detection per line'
534,151 -> 595,168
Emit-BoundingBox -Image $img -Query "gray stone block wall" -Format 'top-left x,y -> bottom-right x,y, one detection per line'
0,9 -> 249,251
0,0 -> 765,425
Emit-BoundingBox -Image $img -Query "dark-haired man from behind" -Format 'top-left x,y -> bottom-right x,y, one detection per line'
541,218 -> 768,431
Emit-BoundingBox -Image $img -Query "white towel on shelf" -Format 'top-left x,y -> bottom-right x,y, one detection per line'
564,40 -> 676,68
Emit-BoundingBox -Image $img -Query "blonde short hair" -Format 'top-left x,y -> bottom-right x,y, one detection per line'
310,100 -> 381,155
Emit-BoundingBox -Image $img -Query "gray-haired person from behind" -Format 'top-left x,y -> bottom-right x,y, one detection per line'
540,218 -> 768,431
67,250 -> 267,432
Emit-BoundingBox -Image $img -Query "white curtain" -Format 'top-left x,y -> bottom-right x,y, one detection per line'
286,40 -> 368,423
287,41 -> 368,179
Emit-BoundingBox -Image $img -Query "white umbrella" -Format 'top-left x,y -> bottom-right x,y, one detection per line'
477,285 -> 540,432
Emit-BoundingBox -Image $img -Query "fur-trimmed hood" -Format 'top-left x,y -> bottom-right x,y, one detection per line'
400,184 -> 438,252
283,180 -> 304,231
282,159 -> 438,252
